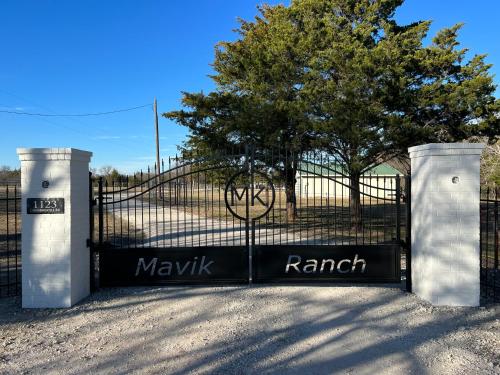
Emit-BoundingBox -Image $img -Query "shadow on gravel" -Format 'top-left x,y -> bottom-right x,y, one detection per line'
1,285 -> 498,374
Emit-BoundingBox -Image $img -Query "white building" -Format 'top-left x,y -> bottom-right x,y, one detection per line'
295,162 -> 403,199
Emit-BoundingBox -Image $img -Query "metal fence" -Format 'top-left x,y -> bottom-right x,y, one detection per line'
2,171 -> 497,301
92,151 -> 409,249
0,183 -> 21,298
90,146 -> 410,287
480,187 -> 499,304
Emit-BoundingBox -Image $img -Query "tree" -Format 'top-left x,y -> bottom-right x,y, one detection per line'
165,0 -> 500,228
0,166 -> 20,182
99,166 -> 114,177
165,4 -> 315,221
479,139 -> 500,188
97,165 -> 126,186
299,1 -> 499,227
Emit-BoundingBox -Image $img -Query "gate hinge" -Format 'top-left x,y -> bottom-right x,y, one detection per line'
86,238 -> 92,248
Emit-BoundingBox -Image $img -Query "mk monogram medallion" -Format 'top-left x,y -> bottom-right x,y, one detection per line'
224,170 -> 275,221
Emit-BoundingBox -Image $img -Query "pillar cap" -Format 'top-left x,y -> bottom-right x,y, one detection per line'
408,143 -> 485,158
17,148 -> 92,162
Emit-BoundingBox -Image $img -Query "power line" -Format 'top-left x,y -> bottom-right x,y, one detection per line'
0,103 -> 152,117
0,89 -> 162,156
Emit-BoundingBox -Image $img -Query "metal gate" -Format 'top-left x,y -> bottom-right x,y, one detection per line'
90,146 -> 410,288
480,187 -> 499,303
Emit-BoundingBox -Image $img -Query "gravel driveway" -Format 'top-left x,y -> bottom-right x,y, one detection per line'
1,285 -> 499,375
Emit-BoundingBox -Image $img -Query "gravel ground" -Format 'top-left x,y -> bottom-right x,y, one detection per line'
0,285 -> 499,375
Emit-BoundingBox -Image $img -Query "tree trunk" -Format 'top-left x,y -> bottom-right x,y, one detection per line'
349,172 -> 362,230
284,161 -> 297,222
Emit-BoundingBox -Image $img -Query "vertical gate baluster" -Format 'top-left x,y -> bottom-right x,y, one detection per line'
89,172 -> 94,291
494,187 -> 498,270
98,177 -> 104,247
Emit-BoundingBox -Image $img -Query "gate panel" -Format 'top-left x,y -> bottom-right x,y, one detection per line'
253,244 -> 400,283
100,246 -> 249,286
91,145 -> 409,287
93,151 -> 253,286
250,151 -> 408,247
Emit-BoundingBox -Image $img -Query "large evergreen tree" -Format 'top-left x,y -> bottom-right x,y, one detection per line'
296,0 -> 499,227
165,0 -> 500,227
165,4 -> 314,221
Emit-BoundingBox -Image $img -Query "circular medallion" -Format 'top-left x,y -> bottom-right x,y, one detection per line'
224,170 -> 275,221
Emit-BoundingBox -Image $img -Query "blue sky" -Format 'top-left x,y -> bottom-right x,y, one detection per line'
1,0 -> 499,173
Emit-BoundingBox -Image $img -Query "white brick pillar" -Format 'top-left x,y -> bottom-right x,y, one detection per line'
17,148 -> 92,308
408,143 -> 484,306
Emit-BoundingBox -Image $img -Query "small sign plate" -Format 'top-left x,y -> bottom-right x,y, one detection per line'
27,198 -> 65,214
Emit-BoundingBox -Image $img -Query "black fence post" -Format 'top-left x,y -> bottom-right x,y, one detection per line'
405,175 -> 412,293
89,172 -> 95,292
245,144 -> 251,283
98,177 -> 104,247
395,174 -> 401,243
494,187 -> 498,270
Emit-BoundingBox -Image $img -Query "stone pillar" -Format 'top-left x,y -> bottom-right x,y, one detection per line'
408,143 -> 484,306
17,148 -> 92,308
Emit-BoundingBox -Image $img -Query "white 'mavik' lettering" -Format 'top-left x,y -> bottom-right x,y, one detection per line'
198,256 -> 214,275
135,258 -> 157,276
176,261 -> 191,275
157,261 -> 172,276
134,256 -> 215,277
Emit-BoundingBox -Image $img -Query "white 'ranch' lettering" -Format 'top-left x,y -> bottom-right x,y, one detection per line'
285,255 -> 302,273
337,259 -> 351,273
320,259 -> 335,273
285,254 -> 366,274
352,254 -> 366,273
303,259 -> 318,273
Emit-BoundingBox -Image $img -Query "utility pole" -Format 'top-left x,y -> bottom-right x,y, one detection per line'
154,98 -> 161,197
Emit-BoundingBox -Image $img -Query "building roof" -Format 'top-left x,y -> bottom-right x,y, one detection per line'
297,162 -> 402,176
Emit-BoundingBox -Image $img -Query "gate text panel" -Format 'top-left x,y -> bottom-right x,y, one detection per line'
100,246 -> 249,286
253,244 -> 400,283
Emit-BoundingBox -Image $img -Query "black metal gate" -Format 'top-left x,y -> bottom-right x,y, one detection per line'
90,146 -> 410,288
480,187 -> 499,303
0,183 -> 21,298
